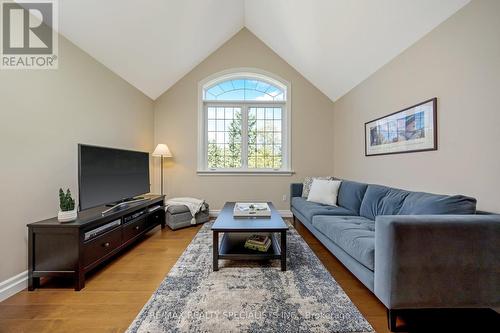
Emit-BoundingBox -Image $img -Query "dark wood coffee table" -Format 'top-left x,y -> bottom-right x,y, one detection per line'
212,202 -> 288,271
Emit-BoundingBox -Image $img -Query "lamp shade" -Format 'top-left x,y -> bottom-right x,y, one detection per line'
152,144 -> 172,157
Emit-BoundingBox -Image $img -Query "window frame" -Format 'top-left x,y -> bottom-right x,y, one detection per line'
197,68 -> 292,175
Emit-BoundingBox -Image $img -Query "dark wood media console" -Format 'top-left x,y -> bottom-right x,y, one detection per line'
27,195 -> 165,291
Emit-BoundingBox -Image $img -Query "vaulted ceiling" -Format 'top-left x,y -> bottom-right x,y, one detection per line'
58,0 -> 470,100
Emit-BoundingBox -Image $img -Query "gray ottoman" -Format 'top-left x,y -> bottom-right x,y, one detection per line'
165,203 -> 210,230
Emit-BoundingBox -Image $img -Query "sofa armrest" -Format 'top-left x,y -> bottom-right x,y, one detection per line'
290,183 -> 303,198
374,214 -> 500,309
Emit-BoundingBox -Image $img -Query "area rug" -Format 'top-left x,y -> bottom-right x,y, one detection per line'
127,222 -> 374,333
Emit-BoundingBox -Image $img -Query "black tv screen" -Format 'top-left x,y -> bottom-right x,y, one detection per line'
78,144 -> 150,210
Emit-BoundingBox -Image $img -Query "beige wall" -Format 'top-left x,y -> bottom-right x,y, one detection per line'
154,28 -> 335,211
333,0 -> 500,212
0,36 -> 154,282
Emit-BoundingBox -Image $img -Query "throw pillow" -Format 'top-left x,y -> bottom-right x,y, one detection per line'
307,179 -> 342,206
302,176 -> 335,198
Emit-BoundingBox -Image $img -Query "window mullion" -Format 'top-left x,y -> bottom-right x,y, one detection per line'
241,104 -> 249,169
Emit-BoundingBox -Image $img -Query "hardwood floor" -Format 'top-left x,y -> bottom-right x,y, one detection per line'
0,225 -> 202,333
1,219 -> 498,332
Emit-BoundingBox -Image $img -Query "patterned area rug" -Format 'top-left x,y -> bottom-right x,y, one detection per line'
127,222 -> 374,333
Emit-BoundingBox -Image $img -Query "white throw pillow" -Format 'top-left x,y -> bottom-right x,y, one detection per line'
301,176 -> 335,198
307,179 -> 342,206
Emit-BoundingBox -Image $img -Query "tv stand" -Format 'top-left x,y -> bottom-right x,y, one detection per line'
27,195 -> 165,291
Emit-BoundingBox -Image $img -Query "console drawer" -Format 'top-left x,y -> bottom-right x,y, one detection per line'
122,217 -> 148,243
147,209 -> 165,227
83,230 -> 121,267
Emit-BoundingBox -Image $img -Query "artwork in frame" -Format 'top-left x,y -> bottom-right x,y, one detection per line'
365,98 -> 437,156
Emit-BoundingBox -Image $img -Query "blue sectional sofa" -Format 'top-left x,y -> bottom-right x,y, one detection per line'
290,180 -> 500,331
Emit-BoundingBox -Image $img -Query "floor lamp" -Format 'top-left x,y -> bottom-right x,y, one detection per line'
152,144 -> 172,195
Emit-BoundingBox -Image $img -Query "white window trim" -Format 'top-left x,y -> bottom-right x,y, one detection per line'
197,68 -> 292,176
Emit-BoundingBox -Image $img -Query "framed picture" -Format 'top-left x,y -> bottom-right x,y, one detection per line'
365,98 -> 437,156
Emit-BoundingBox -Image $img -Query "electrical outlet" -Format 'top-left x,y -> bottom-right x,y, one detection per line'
282,194 -> 287,201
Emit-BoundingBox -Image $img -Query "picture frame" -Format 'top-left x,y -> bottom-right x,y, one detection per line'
364,98 -> 437,156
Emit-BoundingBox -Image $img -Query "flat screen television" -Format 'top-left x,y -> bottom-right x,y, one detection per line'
78,144 -> 150,210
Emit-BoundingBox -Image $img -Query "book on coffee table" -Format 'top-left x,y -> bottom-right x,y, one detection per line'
233,202 -> 271,217
246,234 -> 269,245
244,235 -> 271,252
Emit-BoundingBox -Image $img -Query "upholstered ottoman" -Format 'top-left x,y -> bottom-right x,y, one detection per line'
165,203 -> 210,230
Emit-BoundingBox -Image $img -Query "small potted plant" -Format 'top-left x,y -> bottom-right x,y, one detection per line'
58,188 -> 77,222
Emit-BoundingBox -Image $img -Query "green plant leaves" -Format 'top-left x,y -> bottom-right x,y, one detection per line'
59,188 -> 75,211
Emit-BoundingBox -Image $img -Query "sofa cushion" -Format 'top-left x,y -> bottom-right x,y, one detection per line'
359,185 -> 410,220
338,180 -> 368,214
312,215 -> 375,271
291,197 -> 355,221
399,192 -> 477,215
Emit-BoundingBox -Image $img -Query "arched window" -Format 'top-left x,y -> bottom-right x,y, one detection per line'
204,78 -> 285,101
198,69 -> 291,174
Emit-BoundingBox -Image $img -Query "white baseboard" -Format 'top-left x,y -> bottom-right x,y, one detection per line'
0,271 -> 28,302
278,210 -> 293,218
209,210 -> 220,217
209,209 -> 292,218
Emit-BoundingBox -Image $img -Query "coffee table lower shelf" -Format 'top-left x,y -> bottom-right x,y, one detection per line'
213,232 -> 287,271
219,233 -> 281,260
